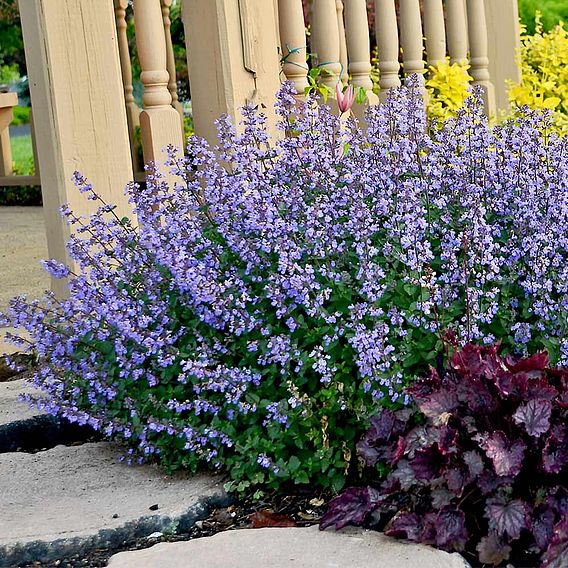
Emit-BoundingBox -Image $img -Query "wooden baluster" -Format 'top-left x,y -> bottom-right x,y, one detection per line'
344,0 -> 379,119
466,0 -> 496,115
374,0 -> 401,102
114,0 -> 142,173
423,0 -> 446,67
161,0 -> 184,122
336,0 -> 348,84
446,0 -> 468,65
278,0 -> 309,94
399,0 -> 425,85
0,93 -> 16,177
29,108 -> 40,181
133,0 -> 183,168
311,0 -> 342,90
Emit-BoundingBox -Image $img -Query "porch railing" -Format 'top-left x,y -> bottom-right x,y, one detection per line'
12,0 -> 520,291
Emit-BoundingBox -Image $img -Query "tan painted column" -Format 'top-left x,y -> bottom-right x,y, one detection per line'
134,0 -> 184,169
19,0 -> 134,297
446,0 -> 468,64
375,0 -> 401,102
484,0 -> 521,112
344,0 -> 379,119
181,0 -> 282,146
114,0 -> 142,174
423,0 -> 446,67
311,0 -> 342,89
399,0 -> 425,81
336,1 -> 348,84
161,0 -> 184,122
466,0 -> 496,115
278,0 -> 310,95
0,92 -> 17,177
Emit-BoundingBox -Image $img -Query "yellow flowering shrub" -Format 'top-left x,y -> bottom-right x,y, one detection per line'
425,58 -> 472,123
508,16 -> 568,134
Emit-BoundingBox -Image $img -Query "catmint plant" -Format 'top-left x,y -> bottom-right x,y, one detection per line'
3,76 -> 568,494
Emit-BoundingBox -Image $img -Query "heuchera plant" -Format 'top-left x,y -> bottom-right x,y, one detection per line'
2,77 -> 568,495
321,343 -> 568,567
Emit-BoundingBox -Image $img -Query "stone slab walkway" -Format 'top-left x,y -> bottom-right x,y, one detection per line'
0,442 -> 228,566
0,206 -> 49,355
108,525 -> 470,568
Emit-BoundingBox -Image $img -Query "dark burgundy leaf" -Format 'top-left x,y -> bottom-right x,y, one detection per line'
356,439 -> 385,467
248,509 -> 296,528
543,425 -> 568,475
476,533 -> 512,564
423,507 -> 468,552
478,470 -> 512,496
506,351 -> 549,373
437,426 -> 458,454
486,499 -> 528,540
513,398 -> 553,437
542,518 -> 568,568
391,459 -> 417,490
384,511 -> 423,541
463,450 -> 484,478
480,431 -> 526,476
413,389 -> 459,423
431,488 -> 454,509
390,436 -> 406,464
496,371 -> 528,398
456,374 -> 498,413
410,445 -> 446,481
320,486 -> 382,530
533,506 -> 556,551
527,377 -> 559,401
444,466 -> 468,496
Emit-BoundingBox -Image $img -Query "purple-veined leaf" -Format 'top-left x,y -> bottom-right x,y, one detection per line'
542,518 -> 568,568
413,388 -> 458,422
456,374 -> 498,413
506,351 -> 549,374
486,499 -> 528,540
384,511 -> 423,541
320,486 -> 382,530
437,425 -> 458,454
391,459 -> 417,491
463,450 -> 484,478
423,507 -> 468,552
542,425 -> 568,475
481,431 -> 526,476
410,445 -> 445,481
533,506 -> 556,551
513,398 -> 552,437
476,532 -> 512,564
444,466 -> 467,496
496,370 -> 528,398
431,488 -> 454,510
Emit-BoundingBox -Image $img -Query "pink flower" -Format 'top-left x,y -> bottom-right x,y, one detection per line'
336,82 -> 355,113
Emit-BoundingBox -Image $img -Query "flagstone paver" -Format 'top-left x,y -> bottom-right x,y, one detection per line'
107,525 -> 471,568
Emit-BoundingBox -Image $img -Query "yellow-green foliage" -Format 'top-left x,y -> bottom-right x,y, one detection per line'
425,58 -> 472,123
508,16 -> 568,134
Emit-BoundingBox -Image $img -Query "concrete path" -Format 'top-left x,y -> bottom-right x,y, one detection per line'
108,525 -> 470,568
0,377 -> 42,426
0,442 -> 227,566
0,206 -> 49,354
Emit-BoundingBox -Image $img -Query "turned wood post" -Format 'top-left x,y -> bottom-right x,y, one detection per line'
0,92 -> 16,177
134,0 -> 184,168
336,0 -> 348,84
278,0 -> 309,95
344,0 -> 379,119
467,0 -> 496,115
161,0 -> 184,122
446,0 -> 468,65
423,0 -> 446,67
114,0 -> 142,173
19,0 -> 133,296
399,0 -> 425,84
311,0 -> 342,89
374,0 -> 401,102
